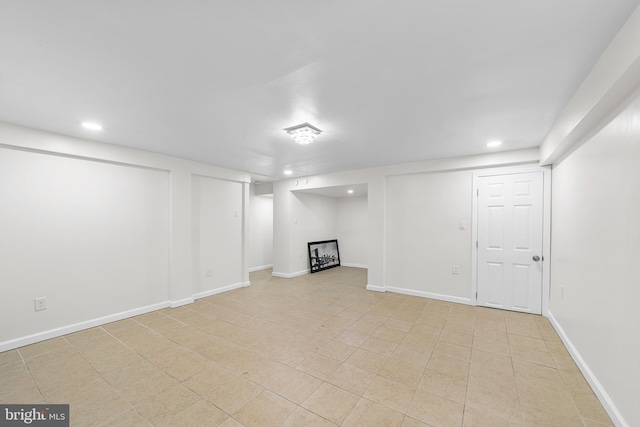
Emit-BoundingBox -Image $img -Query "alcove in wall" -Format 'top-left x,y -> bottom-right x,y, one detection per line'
291,184 -> 368,270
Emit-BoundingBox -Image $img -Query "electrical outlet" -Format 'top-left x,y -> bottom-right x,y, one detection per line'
34,297 -> 47,312
452,265 -> 459,275
206,269 -> 212,277
458,221 -> 466,230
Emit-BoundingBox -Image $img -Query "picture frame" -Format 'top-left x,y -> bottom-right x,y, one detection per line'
308,239 -> 341,273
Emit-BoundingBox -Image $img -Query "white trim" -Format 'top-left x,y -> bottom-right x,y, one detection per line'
471,175 -> 479,306
341,263 -> 368,269
193,281 -> 249,299
0,301 -> 170,353
0,141 -> 172,173
272,269 -> 309,279
170,297 -> 194,308
541,167 -> 552,316
366,284 -> 385,292
471,165 -> 552,315
0,277 -> 256,352
241,182 -> 250,286
547,311 -> 628,427
386,286 -> 472,305
249,264 -> 273,272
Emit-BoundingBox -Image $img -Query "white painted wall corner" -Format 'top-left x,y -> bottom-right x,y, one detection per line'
547,311 -> 628,427
341,263 -> 368,269
249,264 -> 274,272
272,270 -> 309,279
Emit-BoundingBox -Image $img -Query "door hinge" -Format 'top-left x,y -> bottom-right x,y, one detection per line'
477,189 -> 479,197
476,241 -> 478,248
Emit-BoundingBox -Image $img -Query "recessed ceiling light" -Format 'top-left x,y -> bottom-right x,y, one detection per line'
81,122 -> 103,130
284,170 -> 293,175
348,190 -> 354,194
486,140 -> 502,148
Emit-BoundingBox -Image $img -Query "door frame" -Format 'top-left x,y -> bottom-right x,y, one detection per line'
471,165 -> 552,315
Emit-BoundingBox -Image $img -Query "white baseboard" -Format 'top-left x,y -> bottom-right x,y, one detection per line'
341,263 -> 368,269
0,301 -> 170,353
170,297 -> 194,308
193,281 -> 249,299
385,286 -> 472,305
272,269 -> 309,279
547,311 -> 627,427
366,284 -> 385,292
1,279 -> 256,352
249,264 -> 273,273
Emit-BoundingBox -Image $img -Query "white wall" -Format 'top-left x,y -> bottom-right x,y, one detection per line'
0,148 -> 170,343
192,176 -> 245,295
272,149 -> 539,289
271,189 -> 367,276
0,122 -> 250,350
549,93 -> 640,427
336,196 -> 368,268
284,192 -> 338,276
249,185 -> 273,271
537,6 -> 640,425
385,171 -> 472,302
540,6 -> 640,166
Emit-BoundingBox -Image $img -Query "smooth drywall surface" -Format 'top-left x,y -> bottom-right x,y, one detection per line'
0,147 -> 170,343
0,122 -> 251,349
272,183 -> 290,275
272,149 -> 538,285
551,94 -> 640,426
336,196 -> 368,267
192,175 -> 244,292
249,184 -> 273,270
540,5 -> 640,165
289,192 -> 338,275
385,171 -> 473,300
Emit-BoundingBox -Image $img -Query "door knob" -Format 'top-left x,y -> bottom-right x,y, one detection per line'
532,255 -> 540,261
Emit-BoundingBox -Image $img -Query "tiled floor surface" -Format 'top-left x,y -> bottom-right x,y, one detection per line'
0,267 -> 613,426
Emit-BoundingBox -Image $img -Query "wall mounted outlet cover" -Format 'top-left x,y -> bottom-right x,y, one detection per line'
34,297 -> 47,311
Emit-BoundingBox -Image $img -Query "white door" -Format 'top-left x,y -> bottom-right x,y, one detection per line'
477,172 -> 544,314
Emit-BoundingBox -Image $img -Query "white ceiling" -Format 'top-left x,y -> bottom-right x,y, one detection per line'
1,1 -> 638,180
293,183 -> 368,199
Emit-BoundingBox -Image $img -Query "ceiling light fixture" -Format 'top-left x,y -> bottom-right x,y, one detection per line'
284,122 -> 322,145
348,190 -> 354,194
81,122 -> 103,130
486,140 -> 502,148
284,170 -> 293,175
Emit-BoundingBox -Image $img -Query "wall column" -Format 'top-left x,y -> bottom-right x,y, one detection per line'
169,169 -> 193,306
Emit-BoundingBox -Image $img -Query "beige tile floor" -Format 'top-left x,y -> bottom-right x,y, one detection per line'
0,267 -> 613,426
